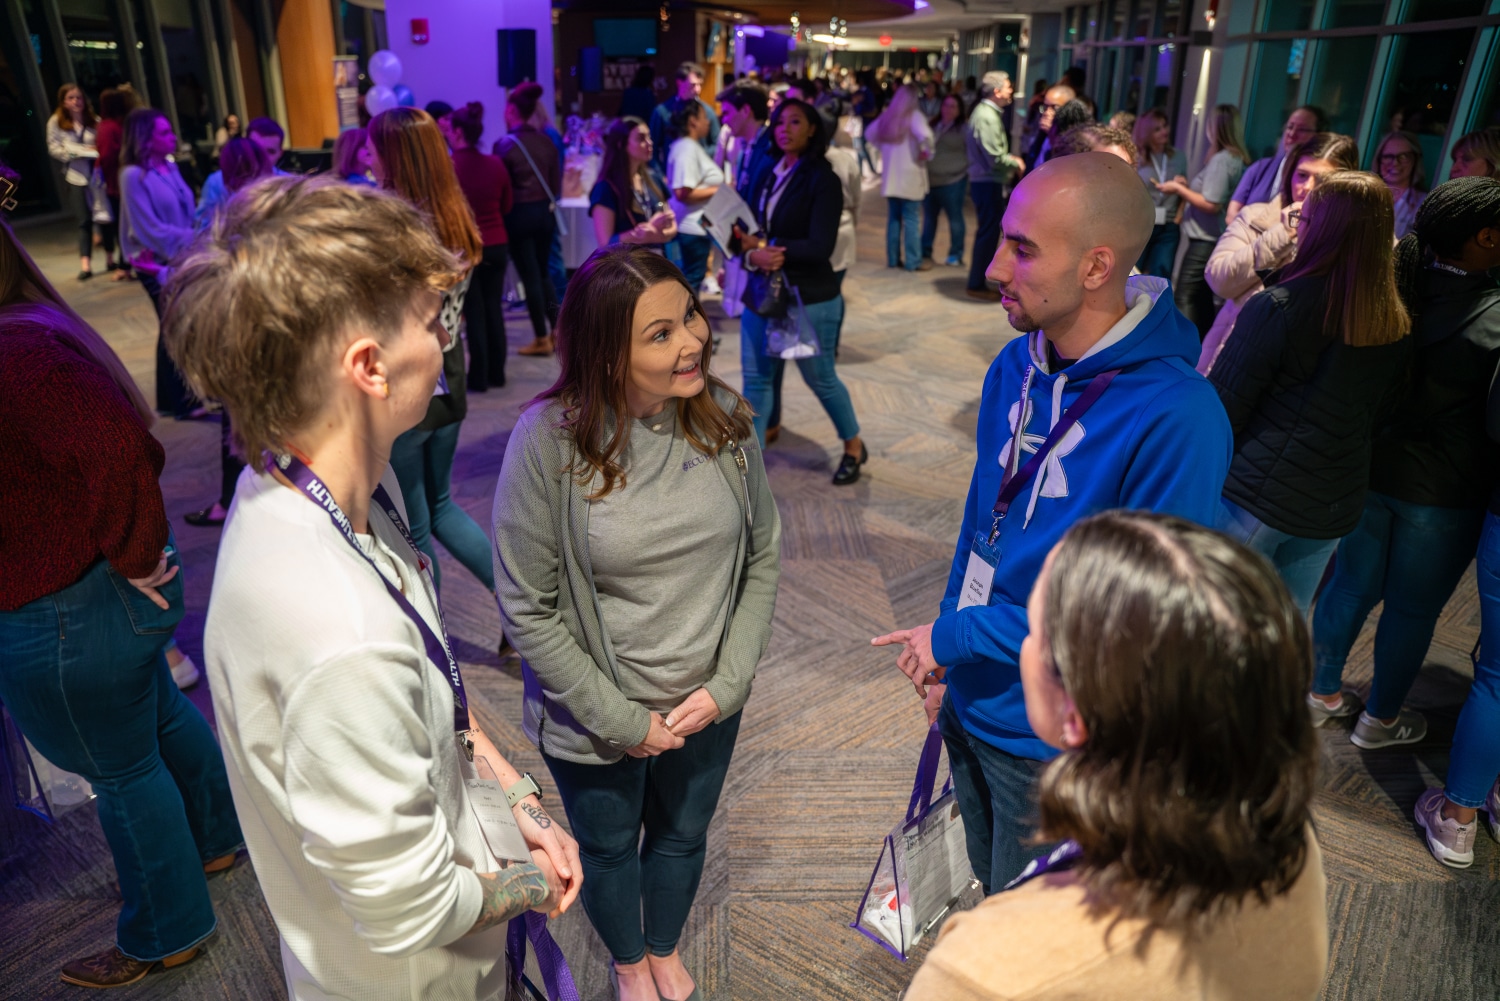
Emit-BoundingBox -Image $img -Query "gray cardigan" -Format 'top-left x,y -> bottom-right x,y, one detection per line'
492,389 -> 781,765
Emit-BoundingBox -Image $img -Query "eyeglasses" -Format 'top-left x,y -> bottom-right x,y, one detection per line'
1377,152 -> 1415,165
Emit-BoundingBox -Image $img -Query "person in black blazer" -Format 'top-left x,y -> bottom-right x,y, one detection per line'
738,98 -> 868,485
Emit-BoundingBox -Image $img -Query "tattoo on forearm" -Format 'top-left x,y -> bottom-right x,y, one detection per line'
469,861 -> 549,933
520,802 -> 552,828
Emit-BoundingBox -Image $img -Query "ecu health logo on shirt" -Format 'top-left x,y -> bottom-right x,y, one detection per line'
997,394 -> 1086,500
682,453 -> 713,472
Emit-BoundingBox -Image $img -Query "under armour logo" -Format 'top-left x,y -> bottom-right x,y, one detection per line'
997,396 -> 1087,499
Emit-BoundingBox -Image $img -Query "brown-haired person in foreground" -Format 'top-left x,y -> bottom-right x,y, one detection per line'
494,245 -> 780,1001
162,176 -> 580,999
0,220 -> 242,988
906,512 -> 1327,1001
1211,171 -> 1412,617
367,108 -> 499,599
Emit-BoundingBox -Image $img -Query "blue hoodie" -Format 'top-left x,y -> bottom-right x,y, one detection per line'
930,276 -> 1233,759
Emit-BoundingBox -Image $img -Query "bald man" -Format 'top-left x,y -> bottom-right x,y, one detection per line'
1025,84 -> 1076,167
873,154 -> 1232,892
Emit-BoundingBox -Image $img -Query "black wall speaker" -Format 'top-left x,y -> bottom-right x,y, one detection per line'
579,46 -> 603,93
497,28 -> 537,88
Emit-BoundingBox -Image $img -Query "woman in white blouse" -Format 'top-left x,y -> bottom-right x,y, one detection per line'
45,83 -> 99,280
867,83 -> 935,271
160,175 -> 582,1001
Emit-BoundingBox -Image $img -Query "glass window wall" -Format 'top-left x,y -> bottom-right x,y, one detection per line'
1244,38 -> 1301,158
1306,36 -> 1377,137
1377,28 -> 1478,169
60,0 -> 130,104
154,0 -> 213,143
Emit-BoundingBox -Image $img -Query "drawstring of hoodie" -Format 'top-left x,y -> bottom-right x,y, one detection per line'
1024,373 -> 1070,528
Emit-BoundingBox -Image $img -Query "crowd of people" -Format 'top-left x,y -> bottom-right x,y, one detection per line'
4,59 -> 1500,1001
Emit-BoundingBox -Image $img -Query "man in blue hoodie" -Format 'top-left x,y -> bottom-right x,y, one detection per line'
874,153 -> 1233,892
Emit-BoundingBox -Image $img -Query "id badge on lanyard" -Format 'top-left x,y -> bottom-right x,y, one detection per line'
956,366 -> 1121,611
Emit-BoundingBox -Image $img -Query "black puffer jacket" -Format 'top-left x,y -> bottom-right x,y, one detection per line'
1211,275 -> 1413,538
1369,266 -> 1500,509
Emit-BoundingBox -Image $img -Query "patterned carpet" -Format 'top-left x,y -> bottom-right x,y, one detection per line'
3,193 -> 1497,1000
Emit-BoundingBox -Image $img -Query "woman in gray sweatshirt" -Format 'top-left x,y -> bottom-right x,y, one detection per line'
494,245 -> 781,1001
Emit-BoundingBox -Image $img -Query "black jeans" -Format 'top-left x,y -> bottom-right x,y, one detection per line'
544,711 -> 742,964
967,181 -> 1005,291
937,691 -> 1056,894
1175,238 -> 1218,339
67,182 -> 93,259
218,415 -> 245,507
100,193 -> 121,260
464,243 -> 511,391
504,201 -> 559,341
140,273 -> 196,417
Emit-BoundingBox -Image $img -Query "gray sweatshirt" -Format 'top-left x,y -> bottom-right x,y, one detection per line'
493,388 -> 781,765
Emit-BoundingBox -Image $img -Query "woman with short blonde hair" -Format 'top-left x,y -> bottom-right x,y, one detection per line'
162,175 -> 580,1000
1374,130 -> 1428,238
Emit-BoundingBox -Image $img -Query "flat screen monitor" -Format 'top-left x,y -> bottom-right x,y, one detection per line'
594,18 -> 658,58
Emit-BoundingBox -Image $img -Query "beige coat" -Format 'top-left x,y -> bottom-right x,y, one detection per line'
1197,199 -> 1297,374
905,833 -> 1328,1001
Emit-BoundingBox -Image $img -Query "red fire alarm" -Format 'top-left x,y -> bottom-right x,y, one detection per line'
411,18 -> 430,44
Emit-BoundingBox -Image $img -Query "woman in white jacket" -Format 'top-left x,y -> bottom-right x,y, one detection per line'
869,84 -> 934,271
1199,133 -> 1358,373
160,175 -> 582,1001
46,84 -> 99,280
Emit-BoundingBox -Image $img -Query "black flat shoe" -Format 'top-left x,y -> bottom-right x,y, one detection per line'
77,270 -> 94,281
832,444 -> 868,486
184,505 -> 227,527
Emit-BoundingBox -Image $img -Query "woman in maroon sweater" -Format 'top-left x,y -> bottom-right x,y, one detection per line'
449,101 -> 514,391
0,221 -> 242,987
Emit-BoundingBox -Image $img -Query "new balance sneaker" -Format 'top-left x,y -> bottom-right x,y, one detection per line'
1414,787 -> 1476,868
1484,777 -> 1500,844
1307,690 -> 1363,728
1350,708 -> 1427,749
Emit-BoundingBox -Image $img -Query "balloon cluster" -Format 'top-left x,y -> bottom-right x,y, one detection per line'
365,51 -> 415,116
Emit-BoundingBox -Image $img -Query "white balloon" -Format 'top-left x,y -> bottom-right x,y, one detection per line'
368,50 -> 402,88
365,85 -> 399,116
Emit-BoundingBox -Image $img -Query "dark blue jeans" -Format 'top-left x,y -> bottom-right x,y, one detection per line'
967,181 -> 1005,291
1312,492 -> 1484,717
0,550 -> 242,961
886,197 -> 922,269
1448,513 -> 1500,808
543,712 -> 742,963
1137,222 -> 1180,279
922,179 -> 967,263
673,233 -> 713,292
937,691 -> 1054,895
389,422 -> 495,593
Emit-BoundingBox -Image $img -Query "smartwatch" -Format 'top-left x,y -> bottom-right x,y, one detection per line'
503,773 -> 543,808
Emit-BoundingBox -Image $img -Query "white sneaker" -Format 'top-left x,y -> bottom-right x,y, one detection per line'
1350,708 -> 1427,749
700,274 -> 721,296
1306,690 -> 1363,728
170,653 -> 201,690
1414,788 -> 1476,868
1484,777 -> 1500,844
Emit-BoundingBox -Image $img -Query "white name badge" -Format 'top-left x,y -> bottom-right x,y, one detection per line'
957,547 -> 996,610
1155,205 -> 1168,226
466,758 -> 531,863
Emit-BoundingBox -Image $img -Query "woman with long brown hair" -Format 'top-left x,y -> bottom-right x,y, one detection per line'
494,245 -> 780,1001
906,512 -> 1326,1000
46,83 -> 100,279
1210,171 -> 1413,613
590,116 -> 675,250
366,108 -> 496,598
0,218 -> 242,987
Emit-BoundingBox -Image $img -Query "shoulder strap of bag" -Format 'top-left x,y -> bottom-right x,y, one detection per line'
507,133 -> 558,207
905,721 -> 951,825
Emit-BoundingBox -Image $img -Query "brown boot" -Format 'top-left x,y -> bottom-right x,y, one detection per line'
517,335 -> 554,356
203,850 -> 240,876
59,944 -> 202,988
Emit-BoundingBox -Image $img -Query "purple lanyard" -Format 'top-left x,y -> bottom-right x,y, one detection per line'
273,453 -> 470,733
988,365 -> 1120,542
1002,840 -> 1084,891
